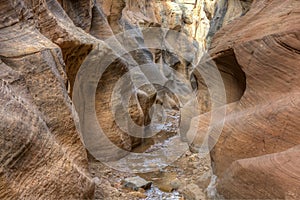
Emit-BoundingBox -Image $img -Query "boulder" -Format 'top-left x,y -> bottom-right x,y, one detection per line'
182,183 -> 206,200
122,176 -> 152,191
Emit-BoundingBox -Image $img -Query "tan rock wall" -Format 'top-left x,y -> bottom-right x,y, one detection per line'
208,0 -> 300,198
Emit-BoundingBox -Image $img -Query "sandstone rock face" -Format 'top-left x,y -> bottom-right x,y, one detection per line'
207,0 -> 300,198
4,0 -> 295,199
207,0 -> 253,46
1,1 -> 218,198
86,0 -> 222,157
0,0 -> 96,198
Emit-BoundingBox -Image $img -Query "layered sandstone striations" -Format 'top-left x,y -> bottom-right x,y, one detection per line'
0,0 -> 96,198
2,0 -> 296,199
0,0 -> 216,198
208,0 -> 300,198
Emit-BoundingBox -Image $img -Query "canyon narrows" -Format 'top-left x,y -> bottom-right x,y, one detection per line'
0,0 -> 299,200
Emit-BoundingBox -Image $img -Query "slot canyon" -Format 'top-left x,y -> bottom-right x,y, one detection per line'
0,0 -> 299,199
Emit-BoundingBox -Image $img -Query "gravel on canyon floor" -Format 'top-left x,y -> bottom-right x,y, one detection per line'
89,147 -> 212,199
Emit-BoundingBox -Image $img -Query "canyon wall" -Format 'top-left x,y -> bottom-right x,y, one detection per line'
0,0 -> 96,198
0,0 -> 221,198
208,0 -> 300,198
1,0 -> 298,199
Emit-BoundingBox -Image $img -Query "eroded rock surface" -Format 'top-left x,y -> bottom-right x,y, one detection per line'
0,0 -> 221,198
0,0 -> 95,198
207,0 -> 300,198
2,0 -> 297,199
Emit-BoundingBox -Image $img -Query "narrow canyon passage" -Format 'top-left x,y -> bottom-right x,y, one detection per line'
0,0 -> 299,200
71,1 -> 247,198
